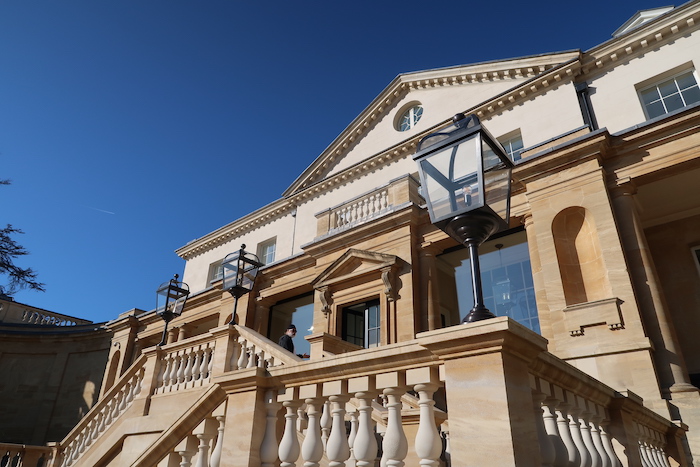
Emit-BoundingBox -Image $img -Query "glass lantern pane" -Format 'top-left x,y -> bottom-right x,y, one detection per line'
484,166 -> 512,221
419,136 -> 481,221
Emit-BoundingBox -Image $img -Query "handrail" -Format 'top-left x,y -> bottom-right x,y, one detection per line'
57,353 -> 148,467
231,324 -> 302,369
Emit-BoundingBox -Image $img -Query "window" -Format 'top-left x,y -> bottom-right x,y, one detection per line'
342,299 -> 380,348
639,70 -> 700,119
268,293 -> 314,357
397,104 -> 423,132
498,131 -> 524,162
207,259 -> 223,284
257,238 -> 276,265
437,230 -> 539,333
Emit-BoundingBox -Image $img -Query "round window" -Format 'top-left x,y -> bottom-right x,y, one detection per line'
397,104 -> 423,132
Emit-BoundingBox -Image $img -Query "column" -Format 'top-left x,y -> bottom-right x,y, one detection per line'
610,183 -> 694,393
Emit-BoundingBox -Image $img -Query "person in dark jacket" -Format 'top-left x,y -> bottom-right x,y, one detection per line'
278,324 -> 309,358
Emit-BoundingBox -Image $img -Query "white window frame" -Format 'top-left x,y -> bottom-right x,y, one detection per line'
257,237 -> 277,265
638,68 -> 700,120
207,259 -> 223,284
498,130 -> 524,162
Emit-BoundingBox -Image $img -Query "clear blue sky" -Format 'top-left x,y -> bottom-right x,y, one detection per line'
1,0 -> 670,323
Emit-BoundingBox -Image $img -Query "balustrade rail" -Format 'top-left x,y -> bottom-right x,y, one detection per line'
315,174 -> 422,238
57,355 -> 146,467
53,319 -> 688,466
0,443 -> 53,467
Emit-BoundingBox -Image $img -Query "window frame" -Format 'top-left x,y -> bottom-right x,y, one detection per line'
207,259 -> 223,284
257,237 -> 277,265
498,130 -> 524,162
637,68 -> 700,120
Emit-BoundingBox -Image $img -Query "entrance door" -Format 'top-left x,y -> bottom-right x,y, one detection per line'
342,299 -> 380,348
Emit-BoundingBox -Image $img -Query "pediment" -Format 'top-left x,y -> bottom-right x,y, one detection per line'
612,6 -> 674,37
283,51 -> 580,198
312,249 -> 399,289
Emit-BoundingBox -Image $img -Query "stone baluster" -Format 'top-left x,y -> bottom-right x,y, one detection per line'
119,382 -> 130,411
381,386 -> 408,467
414,382 -> 442,467
199,347 -> 209,380
260,391 -> 280,467
156,356 -> 168,392
598,419 -> 621,467
589,406 -> 611,467
176,353 -> 187,385
209,414 -> 226,467
553,388 -> 580,467
542,397 -> 568,467
207,347 -> 214,379
302,397 -> 325,467
193,418 -> 217,467
579,402 -> 602,467
229,337 -> 240,371
347,408 -> 359,466
184,350 -> 196,383
352,388 -> 379,467
175,436 -> 198,467
193,349 -> 205,381
237,339 -> 248,369
257,349 -> 266,369
441,425 -> 451,467
533,392 -> 555,467
653,429 -> 670,467
246,344 -> 257,368
278,399 -> 302,467
326,394 -> 350,467
568,399 -> 591,467
320,400 -> 332,450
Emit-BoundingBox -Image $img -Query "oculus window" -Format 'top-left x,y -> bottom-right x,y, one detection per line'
342,299 -> 380,348
639,69 -> 700,119
437,230 -> 539,333
268,293 -> 313,357
397,104 -> 423,132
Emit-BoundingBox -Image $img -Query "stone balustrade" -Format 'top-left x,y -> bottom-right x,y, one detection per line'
0,299 -> 91,326
155,402 -> 227,467
154,339 -> 215,394
53,318 -> 690,466
0,443 -> 54,467
57,355 -> 146,467
230,324 -> 302,370
315,174 -> 422,237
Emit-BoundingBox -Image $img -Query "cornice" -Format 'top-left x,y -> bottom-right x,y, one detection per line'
581,0 -> 700,77
283,51 -> 580,197
176,199 -> 295,260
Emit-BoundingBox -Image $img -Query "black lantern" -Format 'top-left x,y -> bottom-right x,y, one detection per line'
222,244 -> 263,325
156,274 -> 190,346
414,113 -> 514,323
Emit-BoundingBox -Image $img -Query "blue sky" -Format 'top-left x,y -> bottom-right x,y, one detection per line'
1,0 -> 670,322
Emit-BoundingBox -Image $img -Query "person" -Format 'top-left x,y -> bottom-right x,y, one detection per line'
278,324 -> 309,358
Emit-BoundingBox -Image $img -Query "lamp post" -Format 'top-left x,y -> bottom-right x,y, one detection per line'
413,113 -> 514,323
156,274 -> 190,346
222,244 -> 263,325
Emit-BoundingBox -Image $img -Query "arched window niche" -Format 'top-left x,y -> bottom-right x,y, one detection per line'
552,206 -> 612,306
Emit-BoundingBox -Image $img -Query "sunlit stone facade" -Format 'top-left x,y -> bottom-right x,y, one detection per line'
3,3 -> 700,466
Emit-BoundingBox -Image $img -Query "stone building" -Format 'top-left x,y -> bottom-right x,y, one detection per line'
4,1 -> 700,465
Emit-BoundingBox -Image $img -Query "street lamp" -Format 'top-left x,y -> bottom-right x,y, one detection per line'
156,274 -> 190,346
413,113 -> 514,323
222,244 -> 263,325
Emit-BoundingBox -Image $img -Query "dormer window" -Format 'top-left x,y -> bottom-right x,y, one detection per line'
397,104 -> 423,132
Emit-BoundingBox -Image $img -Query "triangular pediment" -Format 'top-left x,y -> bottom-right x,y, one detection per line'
282,51 -> 580,198
312,249 -> 399,289
613,6 -> 674,37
